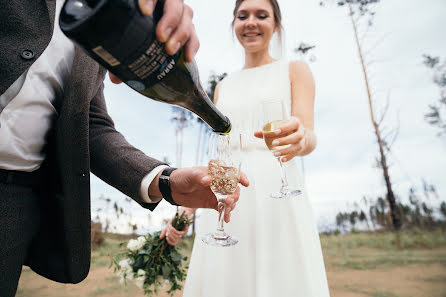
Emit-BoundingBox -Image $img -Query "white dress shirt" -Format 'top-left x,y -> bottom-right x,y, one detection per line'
0,0 -> 163,203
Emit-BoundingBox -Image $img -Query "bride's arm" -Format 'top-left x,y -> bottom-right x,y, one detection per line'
289,60 -> 317,157
213,82 -> 221,105
253,61 -> 317,161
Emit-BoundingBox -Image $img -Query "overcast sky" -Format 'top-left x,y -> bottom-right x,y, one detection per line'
90,0 -> 446,233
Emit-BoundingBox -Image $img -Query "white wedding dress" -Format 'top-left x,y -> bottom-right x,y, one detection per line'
182,60 -> 330,297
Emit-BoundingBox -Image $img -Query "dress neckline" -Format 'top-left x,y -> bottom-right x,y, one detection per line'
238,59 -> 282,73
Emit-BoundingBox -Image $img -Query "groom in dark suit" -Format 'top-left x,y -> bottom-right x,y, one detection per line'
0,0 -> 248,296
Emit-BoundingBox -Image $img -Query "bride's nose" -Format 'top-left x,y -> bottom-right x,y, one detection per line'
246,15 -> 257,28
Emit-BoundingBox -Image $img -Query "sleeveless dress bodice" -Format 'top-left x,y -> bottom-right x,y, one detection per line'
182,60 -> 331,297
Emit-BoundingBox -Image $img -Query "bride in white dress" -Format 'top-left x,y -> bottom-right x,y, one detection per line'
164,0 -> 331,296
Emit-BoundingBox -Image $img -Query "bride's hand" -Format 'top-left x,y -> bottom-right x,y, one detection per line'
254,116 -> 307,162
160,219 -> 189,246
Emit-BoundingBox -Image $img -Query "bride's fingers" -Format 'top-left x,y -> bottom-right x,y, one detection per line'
273,131 -> 304,148
274,144 -> 301,159
280,154 -> 298,162
160,227 -> 167,239
167,236 -> 176,246
253,130 -> 263,139
168,226 -> 182,237
277,116 -> 300,135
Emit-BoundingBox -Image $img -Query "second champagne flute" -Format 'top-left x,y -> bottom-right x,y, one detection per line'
260,100 -> 302,198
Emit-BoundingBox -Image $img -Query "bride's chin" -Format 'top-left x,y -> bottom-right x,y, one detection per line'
242,44 -> 267,54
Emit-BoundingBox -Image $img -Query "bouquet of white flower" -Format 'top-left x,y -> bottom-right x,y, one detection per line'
112,212 -> 191,296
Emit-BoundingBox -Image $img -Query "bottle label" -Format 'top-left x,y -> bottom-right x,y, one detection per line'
92,46 -> 121,67
127,40 -> 174,81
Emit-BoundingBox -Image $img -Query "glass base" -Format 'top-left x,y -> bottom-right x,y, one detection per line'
201,232 -> 238,247
269,187 -> 302,199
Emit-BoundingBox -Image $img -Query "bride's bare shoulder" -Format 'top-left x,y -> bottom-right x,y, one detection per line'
289,60 -> 312,78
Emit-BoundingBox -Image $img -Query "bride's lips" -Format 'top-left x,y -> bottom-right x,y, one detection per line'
243,31 -> 262,38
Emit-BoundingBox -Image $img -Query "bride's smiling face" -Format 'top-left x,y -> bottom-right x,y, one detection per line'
233,0 -> 277,53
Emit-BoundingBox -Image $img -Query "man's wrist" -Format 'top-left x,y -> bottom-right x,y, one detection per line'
142,165 -> 169,203
148,170 -> 164,199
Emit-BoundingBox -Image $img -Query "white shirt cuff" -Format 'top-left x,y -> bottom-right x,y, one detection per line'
140,165 -> 169,203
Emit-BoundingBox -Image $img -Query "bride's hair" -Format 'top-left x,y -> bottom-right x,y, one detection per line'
231,0 -> 283,43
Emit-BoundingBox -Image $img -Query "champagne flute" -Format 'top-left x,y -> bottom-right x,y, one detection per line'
259,100 -> 302,198
201,132 -> 241,247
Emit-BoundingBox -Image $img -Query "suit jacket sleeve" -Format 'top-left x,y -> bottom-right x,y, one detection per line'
88,71 -> 165,210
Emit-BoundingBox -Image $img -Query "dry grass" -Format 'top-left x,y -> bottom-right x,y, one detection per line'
17,229 -> 446,297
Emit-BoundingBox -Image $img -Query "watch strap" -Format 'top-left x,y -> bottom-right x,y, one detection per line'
158,167 -> 179,206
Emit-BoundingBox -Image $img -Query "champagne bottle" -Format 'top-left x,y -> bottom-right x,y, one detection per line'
59,0 -> 231,133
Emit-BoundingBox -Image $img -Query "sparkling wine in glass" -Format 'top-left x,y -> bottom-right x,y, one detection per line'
201,132 -> 241,247
260,100 -> 302,198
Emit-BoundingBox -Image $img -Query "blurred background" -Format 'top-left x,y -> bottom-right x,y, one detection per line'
18,0 -> 446,296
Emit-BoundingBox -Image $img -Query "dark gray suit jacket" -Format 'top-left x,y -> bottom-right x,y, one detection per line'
0,0 -> 164,283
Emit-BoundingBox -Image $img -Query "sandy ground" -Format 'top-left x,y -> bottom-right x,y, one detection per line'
17,258 -> 446,297
16,231 -> 446,297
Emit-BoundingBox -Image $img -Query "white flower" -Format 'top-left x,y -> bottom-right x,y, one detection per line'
127,237 -> 146,252
137,269 -> 146,277
118,258 -> 134,280
119,276 -> 126,284
118,259 -> 131,269
135,275 -> 146,289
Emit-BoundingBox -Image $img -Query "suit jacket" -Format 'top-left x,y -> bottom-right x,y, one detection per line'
0,1 -> 164,283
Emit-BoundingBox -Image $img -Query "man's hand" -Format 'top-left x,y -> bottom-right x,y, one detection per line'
169,167 -> 249,223
109,0 -> 200,84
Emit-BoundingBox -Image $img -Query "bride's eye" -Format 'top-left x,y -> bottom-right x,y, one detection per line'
257,14 -> 268,20
237,14 -> 248,20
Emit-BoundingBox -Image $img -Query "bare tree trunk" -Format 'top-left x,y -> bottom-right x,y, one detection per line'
348,4 -> 402,230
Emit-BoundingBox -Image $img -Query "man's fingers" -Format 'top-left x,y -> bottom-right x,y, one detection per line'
138,0 -> 157,15
239,172 -> 249,187
164,4 -> 194,56
184,24 -> 200,62
224,212 -> 231,223
200,175 -> 212,186
108,72 -> 122,84
156,0 -> 184,43
226,187 -> 240,204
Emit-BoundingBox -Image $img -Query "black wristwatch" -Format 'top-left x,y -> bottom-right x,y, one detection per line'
158,167 -> 179,206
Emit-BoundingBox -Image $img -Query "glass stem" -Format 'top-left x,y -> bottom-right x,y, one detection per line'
217,199 -> 225,231
214,197 -> 228,239
277,157 -> 289,189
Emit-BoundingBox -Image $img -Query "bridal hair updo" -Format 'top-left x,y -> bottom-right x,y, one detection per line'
231,0 -> 283,42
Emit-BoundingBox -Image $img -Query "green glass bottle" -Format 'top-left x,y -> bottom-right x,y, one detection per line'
59,0 -> 231,133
